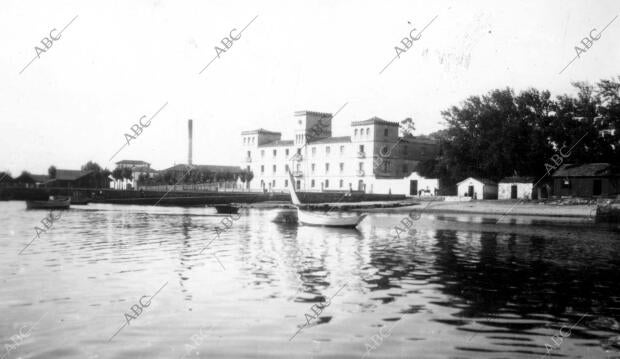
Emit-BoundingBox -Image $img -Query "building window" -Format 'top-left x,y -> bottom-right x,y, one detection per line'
354,129 -> 358,137
311,163 -> 316,172
246,150 -> 251,158
260,165 -> 264,173
261,150 -> 265,157
296,180 -> 300,189
325,179 -> 329,188
562,178 -> 571,188
273,149 -> 277,157
366,128 -> 370,137
359,163 -> 364,171
326,146 -> 330,155
285,179 -> 288,187
285,164 -> 289,172
383,160 -> 390,172
339,179 -> 344,188
297,148 -> 301,155
339,163 -> 344,172
273,165 -> 276,173
340,145 -> 344,154
243,138 -> 246,144
312,147 -> 316,156
285,149 -> 289,156
359,144 -> 364,153
325,163 -> 330,173
384,128 -> 388,136
311,179 -> 315,188
252,137 -> 255,143
272,180 -> 276,187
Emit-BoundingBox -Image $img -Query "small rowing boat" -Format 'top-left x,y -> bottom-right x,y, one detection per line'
213,204 -> 240,214
286,171 -> 367,228
26,198 -> 71,210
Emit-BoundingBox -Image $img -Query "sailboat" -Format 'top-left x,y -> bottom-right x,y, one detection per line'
287,171 -> 367,228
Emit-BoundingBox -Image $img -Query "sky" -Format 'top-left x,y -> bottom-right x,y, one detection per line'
0,0 -> 619,175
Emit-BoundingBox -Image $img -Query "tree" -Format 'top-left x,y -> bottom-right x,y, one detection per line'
417,78 -> 620,193
400,117 -> 415,137
81,161 -> 102,173
121,167 -> 133,180
48,166 -> 57,179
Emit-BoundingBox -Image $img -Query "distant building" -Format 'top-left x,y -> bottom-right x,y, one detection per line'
241,111 -> 439,194
457,177 -> 498,199
13,173 -> 48,188
498,176 -> 537,200
115,160 -> 151,170
112,160 -> 159,189
551,163 -> 620,197
46,169 -> 100,188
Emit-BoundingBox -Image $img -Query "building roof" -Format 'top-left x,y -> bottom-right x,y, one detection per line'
115,160 -> 150,166
552,163 -> 617,177
499,176 -> 536,183
259,140 -> 295,147
401,137 -> 439,145
308,136 -> 352,144
241,128 -> 281,136
54,169 -> 93,181
351,117 -> 399,127
457,177 -> 497,186
30,174 -> 50,183
294,110 -> 333,118
163,164 -> 244,173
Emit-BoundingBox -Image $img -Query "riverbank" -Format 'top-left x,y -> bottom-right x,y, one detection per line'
405,199 -> 603,218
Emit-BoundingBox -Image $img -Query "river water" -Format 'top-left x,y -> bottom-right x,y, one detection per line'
1,201 -> 620,358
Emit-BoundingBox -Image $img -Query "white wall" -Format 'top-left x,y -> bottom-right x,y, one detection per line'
369,172 -> 439,196
498,183 -> 533,199
458,178 -> 498,199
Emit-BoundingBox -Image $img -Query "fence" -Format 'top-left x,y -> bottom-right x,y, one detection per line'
138,182 -> 248,192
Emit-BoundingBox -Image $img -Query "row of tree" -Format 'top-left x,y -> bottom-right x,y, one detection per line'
417,76 -> 620,191
2,161 -> 255,189
138,168 -> 253,186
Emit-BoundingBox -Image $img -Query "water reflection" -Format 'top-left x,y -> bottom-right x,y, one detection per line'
1,202 -> 620,358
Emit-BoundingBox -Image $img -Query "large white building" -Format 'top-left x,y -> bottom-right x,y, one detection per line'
241,111 -> 439,195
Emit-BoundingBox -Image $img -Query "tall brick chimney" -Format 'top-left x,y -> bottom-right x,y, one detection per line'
188,119 -> 193,166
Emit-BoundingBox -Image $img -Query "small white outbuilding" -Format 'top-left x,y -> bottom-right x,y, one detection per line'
498,176 -> 536,200
457,177 -> 498,199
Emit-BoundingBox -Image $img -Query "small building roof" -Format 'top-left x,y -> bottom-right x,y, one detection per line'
55,169 -> 93,181
259,140 -> 295,147
499,176 -> 536,183
401,137 -> 439,145
115,160 -> 150,166
551,163 -> 616,177
457,177 -> 497,186
30,174 -> 50,183
308,136 -> 352,144
241,128 -> 281,136
351,117 -> 399,127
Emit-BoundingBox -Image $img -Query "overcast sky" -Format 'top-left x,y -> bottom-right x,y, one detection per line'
1,0 -> 618,175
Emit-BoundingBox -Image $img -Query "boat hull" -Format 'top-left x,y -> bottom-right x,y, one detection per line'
26,199 -> 71,210
297,208 -> 367,228
214,205 -> 240,214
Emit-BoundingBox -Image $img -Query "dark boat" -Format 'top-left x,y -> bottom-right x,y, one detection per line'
214,204 -> 240,214
26,198 -> 71,210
